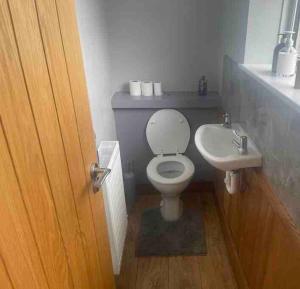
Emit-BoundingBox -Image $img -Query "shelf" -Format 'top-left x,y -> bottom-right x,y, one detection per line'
112,91 -> 221,109
239,64 -> 300,113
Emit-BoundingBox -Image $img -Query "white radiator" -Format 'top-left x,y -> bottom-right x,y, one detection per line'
98,141 -> 128,275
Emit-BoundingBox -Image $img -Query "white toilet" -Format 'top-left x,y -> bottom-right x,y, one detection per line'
146,109 -> 195,221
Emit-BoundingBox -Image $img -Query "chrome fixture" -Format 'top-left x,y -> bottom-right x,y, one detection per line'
90,163 -> 111,193
232,130 -> 248,155
222,112 -> 232,128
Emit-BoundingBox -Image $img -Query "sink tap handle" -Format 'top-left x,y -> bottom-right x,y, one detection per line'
240,136 -> 248,151
233,129 -> 240,138
232,129 -> 248,155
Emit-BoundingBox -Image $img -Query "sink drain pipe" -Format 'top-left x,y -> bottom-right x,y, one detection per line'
224,170 -> 240,194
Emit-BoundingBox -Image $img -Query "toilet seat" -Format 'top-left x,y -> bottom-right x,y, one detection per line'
147,154 -> 195,185
146,109 -> 190,155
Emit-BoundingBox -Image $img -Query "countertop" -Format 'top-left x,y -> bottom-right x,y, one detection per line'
239,64 -> 300,113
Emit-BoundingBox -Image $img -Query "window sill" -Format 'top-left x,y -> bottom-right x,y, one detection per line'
239,64 -> 300,112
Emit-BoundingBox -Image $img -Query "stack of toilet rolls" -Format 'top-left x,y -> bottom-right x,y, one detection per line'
129,80 -> 163,97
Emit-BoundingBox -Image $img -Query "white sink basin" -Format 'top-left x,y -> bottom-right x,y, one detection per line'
195,124 -> 262,171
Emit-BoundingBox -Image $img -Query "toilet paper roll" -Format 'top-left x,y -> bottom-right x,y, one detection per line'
141,81 -> 153,96
129,80 -> 142,96
154,82 -> 163,96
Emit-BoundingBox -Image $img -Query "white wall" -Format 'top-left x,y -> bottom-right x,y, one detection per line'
76,0 -> 116,145
221,0 -> 250,63
244,0 -> 283,64
106,0 -> 222,92
220,0 -> 286,65
75,0 -> 288,144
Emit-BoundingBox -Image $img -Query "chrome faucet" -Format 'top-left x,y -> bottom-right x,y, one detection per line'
232,129 -> 248,155
222,113 -> 232,128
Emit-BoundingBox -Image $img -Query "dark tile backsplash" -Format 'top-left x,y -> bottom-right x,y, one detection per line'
222,56 -> 300,227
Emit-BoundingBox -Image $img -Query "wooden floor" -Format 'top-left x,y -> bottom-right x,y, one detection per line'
116,186 -> 238,289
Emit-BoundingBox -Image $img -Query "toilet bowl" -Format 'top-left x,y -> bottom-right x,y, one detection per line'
146,109 -> 195,221
147,154 -> 194,221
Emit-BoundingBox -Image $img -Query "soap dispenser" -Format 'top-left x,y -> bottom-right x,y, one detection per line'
198,76 -> 208,96
272,32 -> 291,74
277,32 -> 298,77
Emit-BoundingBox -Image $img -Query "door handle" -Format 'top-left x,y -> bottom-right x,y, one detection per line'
90,163 -> 111,193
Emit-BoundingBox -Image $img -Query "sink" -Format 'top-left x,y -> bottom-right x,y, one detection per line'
195,124 -> 262,171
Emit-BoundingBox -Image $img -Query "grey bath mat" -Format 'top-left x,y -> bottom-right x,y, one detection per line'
136,207 -> 207,257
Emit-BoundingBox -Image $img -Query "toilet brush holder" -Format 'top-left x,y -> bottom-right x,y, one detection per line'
123,160 -> 136,212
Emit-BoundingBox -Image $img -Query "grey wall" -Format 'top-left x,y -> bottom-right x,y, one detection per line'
222,56 -> 300,227
106,0 -> 222,92
76,0 -> 116,145
220,0 -> 300,227
113,108 -> 218,185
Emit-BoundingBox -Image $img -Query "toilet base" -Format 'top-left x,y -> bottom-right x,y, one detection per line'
160,197 -> 183,221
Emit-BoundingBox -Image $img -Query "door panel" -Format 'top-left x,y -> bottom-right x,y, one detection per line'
32,0 -> 105,286
55,1 -> 115,288
0,0 -> 115,288
0,258 -> 13,289
7,1 -> 92,288
0,120 -> 49,289
0,1 -> 73,288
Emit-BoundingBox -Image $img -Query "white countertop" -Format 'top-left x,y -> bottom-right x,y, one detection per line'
239,64 -> 300,112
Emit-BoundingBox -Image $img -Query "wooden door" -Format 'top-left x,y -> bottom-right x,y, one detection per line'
0,0 -> 115,289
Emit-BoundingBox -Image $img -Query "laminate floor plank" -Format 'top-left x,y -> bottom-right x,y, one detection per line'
169,256 -> 202,289
136,257 -> 168,289
117,189 -> 237,289
199,192 -> 238,289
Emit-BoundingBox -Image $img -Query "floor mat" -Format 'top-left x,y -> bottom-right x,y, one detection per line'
136,207 -> 207,257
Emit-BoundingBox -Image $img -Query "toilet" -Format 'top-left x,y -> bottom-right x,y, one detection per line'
146,109 -> 195,221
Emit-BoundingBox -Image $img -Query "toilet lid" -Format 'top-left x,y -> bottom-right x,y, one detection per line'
146,109 -> 190,154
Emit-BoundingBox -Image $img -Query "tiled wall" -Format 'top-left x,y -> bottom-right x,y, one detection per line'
222,56 -> 300,227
